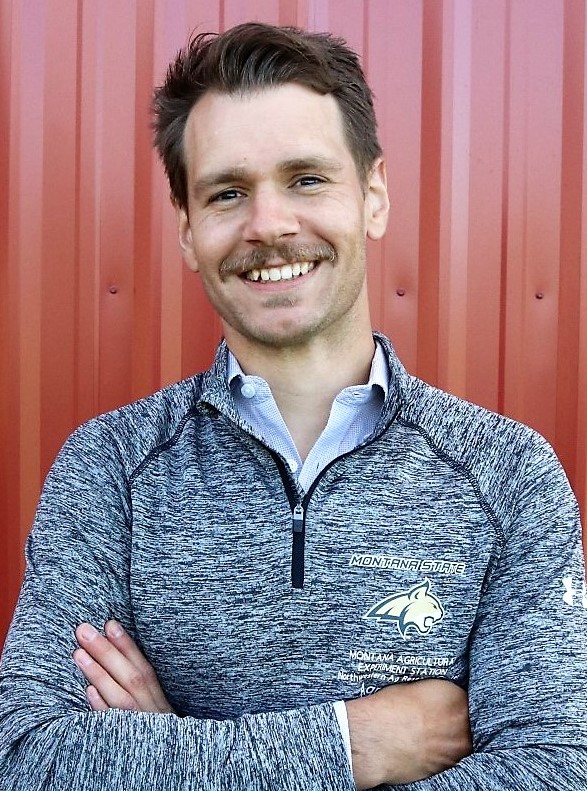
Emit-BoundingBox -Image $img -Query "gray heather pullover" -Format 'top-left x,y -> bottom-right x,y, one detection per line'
1,334 -> 586,790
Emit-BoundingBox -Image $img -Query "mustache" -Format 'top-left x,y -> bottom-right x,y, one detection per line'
219,242 -> 336,278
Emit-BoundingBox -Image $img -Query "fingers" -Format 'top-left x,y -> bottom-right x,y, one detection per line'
73,621 -> 174,714
75,622 -> 136,696
102,621 -> 171,712
86,685 -> 109,711
73,645 -> 139,710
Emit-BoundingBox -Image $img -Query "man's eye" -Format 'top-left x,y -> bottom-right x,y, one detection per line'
210,189 -> 242,204
295,176 -> 325,188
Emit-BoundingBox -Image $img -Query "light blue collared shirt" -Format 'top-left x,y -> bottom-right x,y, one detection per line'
227,340 -> 389,492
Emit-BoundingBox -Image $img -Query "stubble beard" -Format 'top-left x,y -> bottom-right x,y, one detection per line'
226,243 -> 368,350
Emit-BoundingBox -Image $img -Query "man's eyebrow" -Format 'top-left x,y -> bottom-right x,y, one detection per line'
191,167 -> 249,197
277,156 -> 344,174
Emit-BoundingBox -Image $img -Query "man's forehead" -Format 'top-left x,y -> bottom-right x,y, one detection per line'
182,85 -> 352,182
183,84 -> 346,145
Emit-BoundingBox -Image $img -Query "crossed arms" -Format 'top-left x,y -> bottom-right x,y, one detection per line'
1,417 -> 587,789
72,619 -> 471,788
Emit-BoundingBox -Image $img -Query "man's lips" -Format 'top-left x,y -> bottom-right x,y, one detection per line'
219,241 -> 335,280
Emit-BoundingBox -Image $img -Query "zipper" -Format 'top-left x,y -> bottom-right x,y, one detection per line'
220,402 -> 400,590
286,409 -> 399,588
254,449 -> 306,589
291,504 -> 305,589
285,441 -> 379,589
270,425 -> 399,589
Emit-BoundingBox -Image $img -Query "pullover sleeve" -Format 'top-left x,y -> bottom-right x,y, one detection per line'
0,421 -> 355,791
386,431 -> 587,791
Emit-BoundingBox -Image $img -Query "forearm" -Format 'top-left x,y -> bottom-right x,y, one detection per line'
344,680 -> 472,788
0,696 -> 354,790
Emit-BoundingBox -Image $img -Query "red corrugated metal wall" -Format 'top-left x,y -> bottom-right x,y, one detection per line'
1,0 -> 586,646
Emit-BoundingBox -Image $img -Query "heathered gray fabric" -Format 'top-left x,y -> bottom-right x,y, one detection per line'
1,333 -> 586,790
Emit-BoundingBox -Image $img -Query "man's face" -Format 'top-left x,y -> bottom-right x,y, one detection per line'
176,83 -> 389,352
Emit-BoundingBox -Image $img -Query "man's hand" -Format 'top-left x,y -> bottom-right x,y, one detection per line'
73,620 -> 175,714
346,679 -> 472,789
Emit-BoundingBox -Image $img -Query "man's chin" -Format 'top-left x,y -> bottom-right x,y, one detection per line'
227,318 -> 323,351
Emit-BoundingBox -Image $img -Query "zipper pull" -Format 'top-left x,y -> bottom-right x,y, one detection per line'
292,504 -> 304,533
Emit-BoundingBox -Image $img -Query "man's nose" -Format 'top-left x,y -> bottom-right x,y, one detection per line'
243,187 -> 300,245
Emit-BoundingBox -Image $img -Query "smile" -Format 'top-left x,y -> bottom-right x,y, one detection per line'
245,262 -> 316,282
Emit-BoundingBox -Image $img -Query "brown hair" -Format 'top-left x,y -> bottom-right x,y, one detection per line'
152,22 -> 382,210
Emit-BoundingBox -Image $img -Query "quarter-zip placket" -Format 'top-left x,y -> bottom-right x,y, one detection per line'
273,442 -> 383,589
267,452 -> 310,589
270,456 -> 306,589
221,403 -> 400,590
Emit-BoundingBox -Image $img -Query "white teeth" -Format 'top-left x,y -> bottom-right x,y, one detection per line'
245,261 -> 317,282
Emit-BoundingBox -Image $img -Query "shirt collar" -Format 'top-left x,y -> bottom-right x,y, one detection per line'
226,339 -> 389,397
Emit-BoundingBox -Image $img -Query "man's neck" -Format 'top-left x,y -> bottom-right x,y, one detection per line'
226,330 -> 377,460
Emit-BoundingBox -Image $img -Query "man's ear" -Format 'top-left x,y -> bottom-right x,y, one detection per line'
175,204 -> 199,272
365,158 -> 390,241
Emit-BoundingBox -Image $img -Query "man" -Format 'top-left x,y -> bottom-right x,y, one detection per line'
0,21 -> 586,791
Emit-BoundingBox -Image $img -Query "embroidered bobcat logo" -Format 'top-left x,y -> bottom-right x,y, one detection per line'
364,579 -> 444,637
